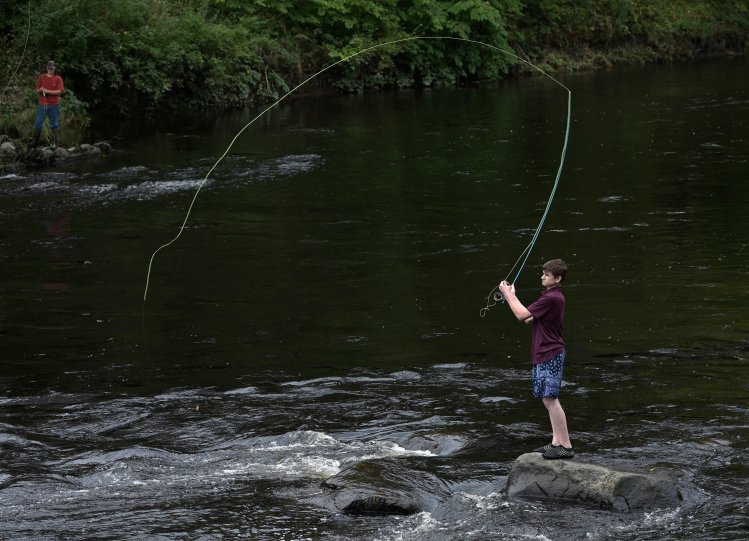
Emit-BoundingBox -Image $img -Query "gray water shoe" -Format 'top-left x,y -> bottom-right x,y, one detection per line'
534,443 -> 558,453
542,445 -> 574,459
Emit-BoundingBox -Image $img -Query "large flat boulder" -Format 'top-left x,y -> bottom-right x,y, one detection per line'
507,452 -> 681,511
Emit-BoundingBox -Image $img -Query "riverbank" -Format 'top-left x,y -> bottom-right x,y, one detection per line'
527,43 -> 748,73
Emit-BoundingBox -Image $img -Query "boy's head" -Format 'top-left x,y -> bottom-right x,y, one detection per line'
543,259 -> 567,282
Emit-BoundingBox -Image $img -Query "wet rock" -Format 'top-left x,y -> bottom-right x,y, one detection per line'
54,147 -> 71,160
77,143 -> 101,155
317,457 -> 451,516
0,141 -> 17,161
27,147 -> 57,164
506,452 -> 682,511
93,141 -> 112,153
400,433 -> 466,455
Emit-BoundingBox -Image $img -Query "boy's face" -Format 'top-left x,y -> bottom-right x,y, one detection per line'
541,269 -> 561,289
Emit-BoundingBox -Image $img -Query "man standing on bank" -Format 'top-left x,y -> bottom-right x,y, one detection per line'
498,259 -> 574,459
33,60 -> 64,149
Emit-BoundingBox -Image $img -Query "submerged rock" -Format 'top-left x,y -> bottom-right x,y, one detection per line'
316,457 -> 451,516
506,452 -> 682,511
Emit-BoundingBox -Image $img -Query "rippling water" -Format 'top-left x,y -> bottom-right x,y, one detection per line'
1,59 -> 748,539
1,352 -> 746,540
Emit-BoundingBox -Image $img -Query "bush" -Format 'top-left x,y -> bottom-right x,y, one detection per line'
30,0 -> 270,114
210,0 -> 522,92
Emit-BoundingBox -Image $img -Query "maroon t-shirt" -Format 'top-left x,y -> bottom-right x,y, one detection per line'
527,286 -> 565,365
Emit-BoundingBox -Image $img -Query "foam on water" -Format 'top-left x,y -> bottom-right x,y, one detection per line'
374,512 -> 442,541
432,363 -> 466,370
479,396 -> 517,404
231,430 -> 436,479
42,428 -> 441,496
0,153 -> 322,209
455,491 -> 508,511
606,507 -> 684,538
223,386 -> 258,395
284,376 -> 396,387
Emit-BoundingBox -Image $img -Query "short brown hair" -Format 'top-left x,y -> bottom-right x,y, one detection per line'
543,259 -> 567,281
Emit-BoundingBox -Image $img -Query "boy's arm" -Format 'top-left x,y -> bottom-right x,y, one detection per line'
45,78 -> 64,95
498,281 -> 533,322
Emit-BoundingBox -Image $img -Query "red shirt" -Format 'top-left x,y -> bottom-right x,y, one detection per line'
36,74 -> 64,106
527,286 -> 565,364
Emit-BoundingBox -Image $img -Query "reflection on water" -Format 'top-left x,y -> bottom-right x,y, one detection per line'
1,59 -> 748,539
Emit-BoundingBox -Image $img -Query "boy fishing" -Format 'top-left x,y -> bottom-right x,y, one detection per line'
33,60 -> 64,149
498,258 -> 574,459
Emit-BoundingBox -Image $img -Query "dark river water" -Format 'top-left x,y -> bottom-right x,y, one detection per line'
1,58 -> 748,540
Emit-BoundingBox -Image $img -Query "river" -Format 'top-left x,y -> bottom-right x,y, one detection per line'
1,58 -> 747,540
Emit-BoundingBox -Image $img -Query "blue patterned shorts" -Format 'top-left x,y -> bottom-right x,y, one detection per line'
532,350 -> 565,398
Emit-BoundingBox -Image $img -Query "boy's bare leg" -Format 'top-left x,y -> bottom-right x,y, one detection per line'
543,397 -> 572,448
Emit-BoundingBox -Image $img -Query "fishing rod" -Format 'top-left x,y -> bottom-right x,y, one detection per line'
143,36 -> 572,309
480,82 -> 571,317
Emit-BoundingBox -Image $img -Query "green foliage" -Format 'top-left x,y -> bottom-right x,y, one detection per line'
28,0 -> 269,113
383,0 -> 522,86
0,0 -> 31,36
515,0 -> 749,60
206,0 -> 522,92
